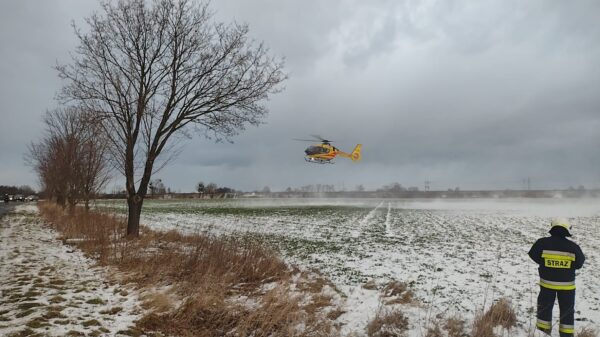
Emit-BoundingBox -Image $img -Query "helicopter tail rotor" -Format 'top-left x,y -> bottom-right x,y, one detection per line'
350,144 -> 362,161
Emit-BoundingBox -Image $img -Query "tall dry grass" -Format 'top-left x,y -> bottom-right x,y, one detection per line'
579,327 -> 598,337
471,298 -> 517,337
444,317 -> 466,337
366,308 -> 409,337
38,202 -> 339,336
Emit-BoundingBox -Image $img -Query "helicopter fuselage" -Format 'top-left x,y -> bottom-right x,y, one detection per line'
304,143 -> 339,163
297,137 -> 361,164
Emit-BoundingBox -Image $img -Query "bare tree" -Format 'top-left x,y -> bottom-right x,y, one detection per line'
196,181 -> 205,193
205,183 -> 217,195
150,179 -> 166,195
77,115 -> 111,209
27,108 -> 110,209
57,0 -> 286,236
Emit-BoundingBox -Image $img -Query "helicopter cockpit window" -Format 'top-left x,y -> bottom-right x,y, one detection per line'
305,146 -> 328,155
305,146 -> 319,155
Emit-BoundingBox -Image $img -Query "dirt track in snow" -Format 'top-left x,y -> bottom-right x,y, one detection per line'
0,205 -> 142,337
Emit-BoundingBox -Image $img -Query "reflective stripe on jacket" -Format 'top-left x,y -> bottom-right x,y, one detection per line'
528,234 -> 585,289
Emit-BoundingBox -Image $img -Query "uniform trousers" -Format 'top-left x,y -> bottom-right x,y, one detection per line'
536,286 -> 575,337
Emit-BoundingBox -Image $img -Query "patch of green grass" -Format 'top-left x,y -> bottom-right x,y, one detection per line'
54,319 -> 71,325
25,317 -> 50,328
5,293 -> 22,302
15,275 -> 32,282
23,290 -> 42,297
43,309 -> 66,320
85,298 -> 105,305
48,279 -> 66,286
116,328 -> 144,337
15,309 -> 35,318
7,328 -> 37,337
49,296 -> 66,304
98,199 -> 366,217
82,319 -> 102,327
100,306 -> 123,315
2,287 -> 23,296
17,302 -> 43,310
66,301 -> 81,308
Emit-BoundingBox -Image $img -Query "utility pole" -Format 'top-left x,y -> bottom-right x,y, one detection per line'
522,178 -> 531,191
424,180 -> 431,191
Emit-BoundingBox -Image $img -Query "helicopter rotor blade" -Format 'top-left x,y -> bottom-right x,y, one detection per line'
292,138 -> 320,142
310,135 -> 334,143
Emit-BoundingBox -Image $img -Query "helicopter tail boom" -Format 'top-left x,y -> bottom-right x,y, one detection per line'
337,144 -> 362,161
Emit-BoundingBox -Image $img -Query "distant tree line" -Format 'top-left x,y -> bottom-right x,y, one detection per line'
197,181 -> 236,195
0,185 -> 36,196
376,182 -> 419,192
279,183 -> 424,193
283,184 -> 337,193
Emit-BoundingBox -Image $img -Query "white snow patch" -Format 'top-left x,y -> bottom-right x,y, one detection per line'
0,205 -> 144,336
95,198 -> 600,336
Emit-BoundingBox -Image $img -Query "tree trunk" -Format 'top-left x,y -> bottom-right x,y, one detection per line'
126,194 -> 143,237
56,195 -> 66,208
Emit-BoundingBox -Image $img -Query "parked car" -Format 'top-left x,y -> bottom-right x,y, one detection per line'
7,195 -> 14,201
14,194 -> 25,201
25,195 -> 39,202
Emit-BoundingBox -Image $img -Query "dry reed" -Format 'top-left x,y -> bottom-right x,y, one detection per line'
38,202 -> 338,336
579,327 -> 598,337
471,298 -> 517,337
444,317 -> 466,337
366,308 -> 409,337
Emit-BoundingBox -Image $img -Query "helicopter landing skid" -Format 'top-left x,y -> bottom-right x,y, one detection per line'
305,157 -> 334,164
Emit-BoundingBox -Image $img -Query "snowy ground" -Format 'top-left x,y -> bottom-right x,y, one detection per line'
0,205 -> 143,337
98,198 -> 600,336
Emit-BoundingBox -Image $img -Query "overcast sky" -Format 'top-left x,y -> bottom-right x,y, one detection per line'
1,0 -> 599,192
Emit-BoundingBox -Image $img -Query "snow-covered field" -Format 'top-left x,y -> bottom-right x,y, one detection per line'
0,205 -> 143,337
99,198 -> 600,336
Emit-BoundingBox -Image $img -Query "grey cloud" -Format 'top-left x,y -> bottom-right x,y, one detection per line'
1,0 -> 600,192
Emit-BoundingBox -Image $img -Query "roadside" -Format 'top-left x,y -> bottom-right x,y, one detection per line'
37,202 -> 344,336
0,205 -> 142,337
0,202 -> 15,217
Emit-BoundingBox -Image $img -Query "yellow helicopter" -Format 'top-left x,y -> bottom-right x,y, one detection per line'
294,135 -> 362,164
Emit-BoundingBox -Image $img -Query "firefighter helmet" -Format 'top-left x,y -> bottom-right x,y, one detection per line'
550,217 -> 572,236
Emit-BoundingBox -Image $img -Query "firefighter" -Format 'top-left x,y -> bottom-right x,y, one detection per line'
528,218 -> 585,336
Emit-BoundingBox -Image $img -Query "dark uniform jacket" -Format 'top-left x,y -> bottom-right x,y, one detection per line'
528,233 -> 585,290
